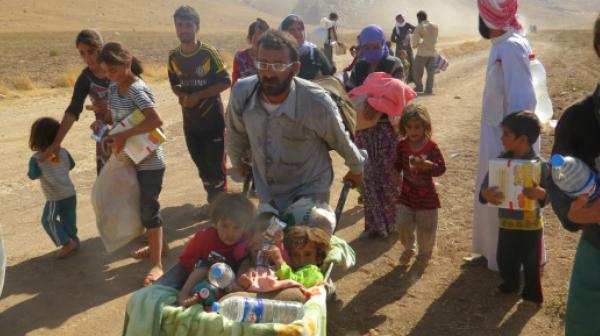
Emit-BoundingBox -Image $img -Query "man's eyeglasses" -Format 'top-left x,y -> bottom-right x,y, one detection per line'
255,61 -> 298,72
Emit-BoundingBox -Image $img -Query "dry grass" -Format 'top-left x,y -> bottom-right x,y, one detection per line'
9,74 -> 35,90
219,49 -> 235,72
54,66 -> 81,88
0,84 -> 13,97
142,63 -> 168,81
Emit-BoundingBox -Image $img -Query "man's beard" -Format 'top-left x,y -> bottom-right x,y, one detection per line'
479,16 -> 491,39
178,34 -> 195,44
260,72 -> 294,97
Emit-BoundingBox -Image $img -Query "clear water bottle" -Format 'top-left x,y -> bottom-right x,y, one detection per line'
208,262 -> 235,289
256,217 -> 287,269
551,154 -> 600,201
212,297 -> 304,324
265,217 -> 287,240
529,54 -> 553,124
90,123 -> 108,142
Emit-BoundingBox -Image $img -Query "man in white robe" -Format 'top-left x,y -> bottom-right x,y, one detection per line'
471,0 -> 545,271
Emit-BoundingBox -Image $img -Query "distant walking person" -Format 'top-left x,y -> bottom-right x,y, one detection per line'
168,6 -> 231,218
411,11 -> 438,94
323,12 -> 339,65
390,14 -> 415,82
471,0 -> 541,271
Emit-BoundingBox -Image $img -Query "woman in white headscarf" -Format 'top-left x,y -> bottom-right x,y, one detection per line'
470,0 -> 544,271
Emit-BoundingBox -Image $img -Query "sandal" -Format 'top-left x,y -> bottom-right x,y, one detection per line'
143,267 -> 164,287
57,239 -> 79,259
130,246 -> 151,259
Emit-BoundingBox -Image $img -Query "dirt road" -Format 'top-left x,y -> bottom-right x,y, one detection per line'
0,30 -> 597,335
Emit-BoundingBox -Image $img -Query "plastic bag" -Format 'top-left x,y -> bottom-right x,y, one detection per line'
91,155 -> 144,252
280,198 -> 336,235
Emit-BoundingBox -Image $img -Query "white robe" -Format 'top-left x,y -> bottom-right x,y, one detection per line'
473,29 -> 545,271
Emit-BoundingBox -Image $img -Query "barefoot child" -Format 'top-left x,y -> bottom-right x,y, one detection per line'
95,42 -> 166,286
178,193 -> 254,306
28,117 -> 79,258
395,104 -> 446,265
265,226 -> 331,288
479,111 -> 548,307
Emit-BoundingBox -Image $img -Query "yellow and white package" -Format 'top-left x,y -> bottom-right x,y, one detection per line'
488,159 -> 542,210
110,109 -> 166,164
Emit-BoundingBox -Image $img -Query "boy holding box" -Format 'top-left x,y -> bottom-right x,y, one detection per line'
479,111 -> 549,307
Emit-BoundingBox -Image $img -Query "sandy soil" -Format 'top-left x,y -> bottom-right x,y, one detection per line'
0,30 -> 599,336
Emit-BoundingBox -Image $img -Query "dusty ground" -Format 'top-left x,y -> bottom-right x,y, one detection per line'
0,30 -> 599,336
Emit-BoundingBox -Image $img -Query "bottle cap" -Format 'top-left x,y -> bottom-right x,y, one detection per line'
212,302 -> 219,313
528,54 -> 536,60
551,154 -> 565,167
212,266 -> 223,277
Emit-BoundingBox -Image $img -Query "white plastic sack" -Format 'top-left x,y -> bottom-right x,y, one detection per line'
92,155 -> 144,252
0,223 -> 5,297
280,198 -> 336,235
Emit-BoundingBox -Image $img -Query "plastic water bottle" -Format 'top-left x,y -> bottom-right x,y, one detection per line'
90,123 -> 108,142
265,217 -> 287,240
208,262 -> 235,289
551,154 -> 600,201
212,297 -> 304,324
529,54 -> 553,124
256,217 -> 287,268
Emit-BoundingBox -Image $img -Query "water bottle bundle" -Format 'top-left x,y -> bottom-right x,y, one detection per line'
213,296 -> 304,324
551,154 -> 600,202
529,54 -> 554,124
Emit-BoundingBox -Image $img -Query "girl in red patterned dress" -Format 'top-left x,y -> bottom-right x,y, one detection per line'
395,104 -> 446,265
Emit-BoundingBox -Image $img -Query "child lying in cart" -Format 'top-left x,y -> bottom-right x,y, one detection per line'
221,225 -> 332,304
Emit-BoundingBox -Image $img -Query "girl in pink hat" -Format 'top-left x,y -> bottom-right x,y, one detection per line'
349,72 -> 416,239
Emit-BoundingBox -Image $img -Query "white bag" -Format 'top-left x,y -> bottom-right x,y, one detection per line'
280,198 -> 336,236
92,155 -> 144,252
0,223 -> 6,297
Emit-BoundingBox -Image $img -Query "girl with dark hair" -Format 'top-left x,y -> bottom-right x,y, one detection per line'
95,42 -> 167,287
40,29 -> 110,174
28,117 -> 79,258
232,18 -> 270,87
549,14 -> 600,336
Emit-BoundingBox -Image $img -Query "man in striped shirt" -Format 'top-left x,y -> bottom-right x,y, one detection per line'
169,6 -> 232,218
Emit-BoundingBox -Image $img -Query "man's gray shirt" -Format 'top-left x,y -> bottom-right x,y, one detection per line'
226,75 -> 367,211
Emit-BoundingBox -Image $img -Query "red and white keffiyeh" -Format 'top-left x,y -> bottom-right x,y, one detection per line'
477,0 -> 522,31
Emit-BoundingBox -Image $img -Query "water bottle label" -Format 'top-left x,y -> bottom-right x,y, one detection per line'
199,287 -> 211,299
572,174 -> 600,200
242,298 -> 264,323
